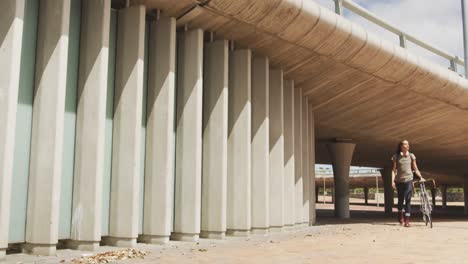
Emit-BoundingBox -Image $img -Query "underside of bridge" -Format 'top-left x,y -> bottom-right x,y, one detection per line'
2,0 -> 468,259
136,0 -> 468,180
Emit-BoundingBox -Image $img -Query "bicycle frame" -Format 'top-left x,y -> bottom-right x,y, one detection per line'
413,178 -> 436,228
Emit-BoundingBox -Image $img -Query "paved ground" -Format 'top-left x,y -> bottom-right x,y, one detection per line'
5,201 -> 468,264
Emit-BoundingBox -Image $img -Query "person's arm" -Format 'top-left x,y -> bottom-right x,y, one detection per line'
412,157 -> 425,181
392,159 -> 397,189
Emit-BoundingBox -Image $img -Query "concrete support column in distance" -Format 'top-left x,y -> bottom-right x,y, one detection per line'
364,187 -> 369,205
251,55 -> 270,234
269,68 -> 284,232
141,14 -> 176,245
227,48 -> 252,237
283,80 -> 295,229
70,0 -> 110,251
316,186 -> 319,203
431,189 -> 436,207
172,29 -> 204,242
327,141 -> 356,219
380,167 -> 394,214
24,0 -> 71,256
302,96 -> 310,226
106,5 -> 145,247
441,185 -> 447,208
201,39 -> 228,239
293,88 -> 303,227
308,106 -> 316,225
465,177 -> 468,216
0,0 -> 25,258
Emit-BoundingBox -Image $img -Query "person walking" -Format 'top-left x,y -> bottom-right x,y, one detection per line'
391,140 -> 424,227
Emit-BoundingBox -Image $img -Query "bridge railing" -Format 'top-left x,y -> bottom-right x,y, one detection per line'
331,0 -> 464,74
316,168 -> 381,175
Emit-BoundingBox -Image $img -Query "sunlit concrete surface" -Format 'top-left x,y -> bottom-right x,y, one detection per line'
4,202 -> 467,264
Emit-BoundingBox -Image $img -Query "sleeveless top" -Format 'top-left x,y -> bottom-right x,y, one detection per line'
391,152 -> 416,183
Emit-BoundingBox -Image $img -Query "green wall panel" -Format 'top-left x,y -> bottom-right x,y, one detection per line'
102,9 -> 117,237
59,0 -> 81,239
9,0 -> 39,243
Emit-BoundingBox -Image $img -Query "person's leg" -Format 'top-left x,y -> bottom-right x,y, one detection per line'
396,183 -> 404,223
397,183 -> 404,212
404,182 -> 413,217
404,181 -> 413,227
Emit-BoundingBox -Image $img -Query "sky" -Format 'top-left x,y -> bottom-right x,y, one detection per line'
313,0 -> 466,74
313,0 -> 465,170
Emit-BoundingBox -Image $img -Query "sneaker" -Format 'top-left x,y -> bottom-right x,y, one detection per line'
404,216 -> 410,227
398,212 -> 404,224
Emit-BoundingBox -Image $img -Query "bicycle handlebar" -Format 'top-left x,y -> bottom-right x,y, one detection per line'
412,178 -> 436,189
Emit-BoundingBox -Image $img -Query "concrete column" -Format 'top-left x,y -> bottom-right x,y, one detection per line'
227,49 -> 252,236
200,39 -> 228,239
172,29 -> 204,242
269,68 -> 284,232
380,167 -> 394,214
0,0 -> 25,257
441,185 -> 447,208
308,106 -> 316,225
431,189 -> 436,207
283,80 -> 295,229
316,186 -> 319,203
465,178 -> 468,216
293,88 -> 303,227
106,5 -> 145,247
24,0 -> 70,256
302,96 -> 310,226
331,187 -> 335,203
364,187 -> 369,205
69,0 -> 110,251
251,55 -> 270,234
141,15 -> 176,245
327,142 -> 356,219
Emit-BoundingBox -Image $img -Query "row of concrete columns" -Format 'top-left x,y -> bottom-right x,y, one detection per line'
0,1 -> 317,257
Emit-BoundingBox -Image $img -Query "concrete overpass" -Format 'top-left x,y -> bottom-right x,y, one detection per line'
1,0 -> 468,258
156,0 -> 468,175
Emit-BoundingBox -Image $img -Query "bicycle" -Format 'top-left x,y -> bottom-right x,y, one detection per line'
413,178 -> 436,228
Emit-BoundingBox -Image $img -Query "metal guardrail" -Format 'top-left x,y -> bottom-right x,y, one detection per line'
331,0 -> 465,73
316,168 -> 381,175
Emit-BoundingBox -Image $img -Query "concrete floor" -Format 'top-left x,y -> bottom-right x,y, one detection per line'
4,201 -> 467,264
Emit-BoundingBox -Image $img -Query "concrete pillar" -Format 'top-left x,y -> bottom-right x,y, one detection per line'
69,0 -> 110,251
283,80 -> 295,229
441,185 -> 447,208
251,55 -> 270,234
465,178 -> 468,216
316,186 -> 319,203
302,96 -> 310,226
308,106 -> 316,225
293,87 -> 303,227
141,15 -> 176,245
106,5 -> 145,247
380,167 -> 394,214
200,39 -> 228,239
327,142 -> 356,219
227,49 -> 252,236
269,68 -> 284,232
431,189 -> 436,207
24,0 -> 70,256
364,187 -> 369,205
331,187 -> 335,203
172,29 -> 204,242
0,0 -> 25,257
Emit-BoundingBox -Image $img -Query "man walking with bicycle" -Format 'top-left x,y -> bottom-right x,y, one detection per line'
391,140 -> 425,227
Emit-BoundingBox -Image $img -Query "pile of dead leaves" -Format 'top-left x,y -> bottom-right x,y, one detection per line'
70,248 -> 149,264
